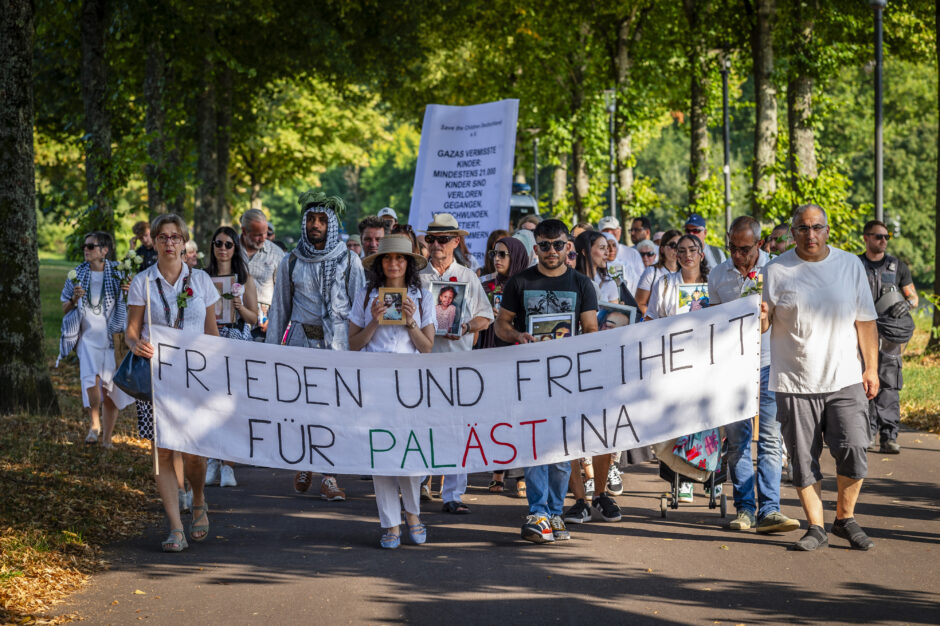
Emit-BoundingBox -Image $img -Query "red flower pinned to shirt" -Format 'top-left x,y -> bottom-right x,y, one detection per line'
449,276 -> 458,282
747,270 -> 757,280
185,287 -> 194,296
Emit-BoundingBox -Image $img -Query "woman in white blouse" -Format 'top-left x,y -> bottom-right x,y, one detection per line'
348,235 -> 435,549
125,214 -> 220,552
645,234 -> 709,320
635,229 -> 681,317
574,230 -> 620,303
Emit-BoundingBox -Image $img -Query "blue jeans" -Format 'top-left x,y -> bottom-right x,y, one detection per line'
524,462 -> 571,517
725,366 -> 782,520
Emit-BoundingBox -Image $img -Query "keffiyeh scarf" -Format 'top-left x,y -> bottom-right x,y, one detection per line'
295,204 -> 346,313
58,260 -> 125,365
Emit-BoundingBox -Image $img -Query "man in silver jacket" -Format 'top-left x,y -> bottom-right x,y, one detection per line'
266,190 -> 366,500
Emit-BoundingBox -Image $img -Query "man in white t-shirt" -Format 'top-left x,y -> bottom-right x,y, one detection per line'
761,204 -> 879,552
597,216 -> 644,295
418,213 -> 494,514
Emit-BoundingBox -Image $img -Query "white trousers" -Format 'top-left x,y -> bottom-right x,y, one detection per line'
373,475 -> 422,528
441,472 -> 467,503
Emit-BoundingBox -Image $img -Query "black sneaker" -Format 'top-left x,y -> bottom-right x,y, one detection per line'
880,440 -> 901,454
790,524 -> 828,551
521,514 -> 554,544
563,499 -> 591,524
591,493 -> 622,522
831,517 -> 874,550
606,466 -> 624,496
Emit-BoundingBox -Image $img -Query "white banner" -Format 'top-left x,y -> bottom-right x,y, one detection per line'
150,297 -> 761,476
408,99 -> 519,265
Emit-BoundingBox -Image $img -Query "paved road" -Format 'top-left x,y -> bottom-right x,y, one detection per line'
62,429 -> 939,624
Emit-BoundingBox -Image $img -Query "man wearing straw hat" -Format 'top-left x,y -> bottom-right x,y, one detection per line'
266,190 -> 366,502
418,213 -> 495,514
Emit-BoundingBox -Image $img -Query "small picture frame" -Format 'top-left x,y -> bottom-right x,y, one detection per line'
430,281 -> 467,336
210,274 -> 235,324
378,287 -> 405,325
527,312 -> 575,341
677,283 -> 709,314
598,302 -> 637,329
606,263 -> 625,281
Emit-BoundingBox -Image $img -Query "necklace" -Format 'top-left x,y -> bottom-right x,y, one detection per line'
87,270 -> 105,315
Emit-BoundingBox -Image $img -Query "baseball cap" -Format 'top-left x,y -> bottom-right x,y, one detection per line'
685,213 -> 707,228
597,216 -> 620,231
377,207 -> 397,219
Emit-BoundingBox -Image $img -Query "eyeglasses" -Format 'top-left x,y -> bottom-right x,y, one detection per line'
684,227 -> 705,234
213,240 -> 235,250
640,251 -> 656,258
793,224 -> 827,235
83,243 -> 100,250
155,234 -> 184,245
662,241 -> 678,250
487,249 -> 509,260
629,227 -> 644,232
425,234 -> 455,245
536,240 -> 567,252
728,242 -> 759,255
866,232 -> 891,241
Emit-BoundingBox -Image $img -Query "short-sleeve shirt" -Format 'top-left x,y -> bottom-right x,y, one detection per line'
127,264 -> 221,342
418,260 -> 494,353
614,244 -> 645,295
763,247 -> 877,394
500,266 -> 598,342
247,239 -> 286,308
636,265 -> 667,293
347,285 -> 434,354
708,250 -> 772,369
858,254 -> 914,293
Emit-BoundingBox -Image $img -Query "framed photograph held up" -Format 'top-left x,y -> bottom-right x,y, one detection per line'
527,312 -> 575,341
676,283 -> 709,314
598,302 -> 636,329
430,281 -> 467,336
210,275 -> 235,324
378,287 -> 405,325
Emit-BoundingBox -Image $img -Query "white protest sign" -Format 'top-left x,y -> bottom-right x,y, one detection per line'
408,99 -> 519,265
150,296 -> 761,476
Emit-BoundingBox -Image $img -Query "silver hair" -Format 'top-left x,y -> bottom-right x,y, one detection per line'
791,203 -> 827,227
728,216 -> 761,241
240,208 -> 268,229
151,213 -> 189,242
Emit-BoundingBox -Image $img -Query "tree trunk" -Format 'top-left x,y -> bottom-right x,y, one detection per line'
144,34 -> 167,219
787,0 -> 817,196
250,181 -> 263,210
613,6 -> 647,213
683,0 -> 711,210
552,160 -> 567,208
571,141 -> 589,223
80,0 -> 113,231
926,0 -> 940,354
751,0 -> 778,217
194,60 -> 218,251
216,66 -> 233,225
0,0 -> 60,415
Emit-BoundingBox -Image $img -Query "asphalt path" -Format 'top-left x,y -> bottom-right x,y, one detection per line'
61,428 -> 939,624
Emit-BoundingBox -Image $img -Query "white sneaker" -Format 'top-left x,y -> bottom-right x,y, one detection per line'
678,481 -> 694,503
220,464 -> 237,488
205,459 -> 221,486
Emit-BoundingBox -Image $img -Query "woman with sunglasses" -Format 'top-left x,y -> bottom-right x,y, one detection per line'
477,235 -> 530,496
60,231 -> 133,447
635,229 -> 681,317
348,235 -> 435,549
125,214 -> 221,552
203,226 -> 259,488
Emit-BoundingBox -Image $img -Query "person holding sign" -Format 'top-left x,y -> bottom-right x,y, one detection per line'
124,214 -> 221,552
495,219 -> 599,543
266,191 -> 366,502
418,213 -> 494,515
348,235 -> 435,548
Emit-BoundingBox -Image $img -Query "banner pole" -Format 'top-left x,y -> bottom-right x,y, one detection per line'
147,277 -> 159,476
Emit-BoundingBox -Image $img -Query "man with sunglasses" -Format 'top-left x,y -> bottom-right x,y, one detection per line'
859,220 -> 918,455
684,213 -> 727,270
418,213 -> 494,515
709,216 -> 798,535
496,219 -> 599,543
761,204 -> 879,552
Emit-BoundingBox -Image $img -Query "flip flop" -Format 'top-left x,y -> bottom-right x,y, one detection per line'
488,480 -> 505,493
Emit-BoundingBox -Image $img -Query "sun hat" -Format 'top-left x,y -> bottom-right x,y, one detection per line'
597,216 -> 620,231
422,213 -> 469,237
362,234 -> 428,271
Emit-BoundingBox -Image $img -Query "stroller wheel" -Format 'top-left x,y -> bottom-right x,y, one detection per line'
660,495 -> 668,518
720,493 -> 727,518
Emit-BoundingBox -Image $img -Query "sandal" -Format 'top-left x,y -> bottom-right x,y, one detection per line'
189,504 -> 209,542
516,480 -> 527,499
442,501 -> 471,514
162,528 -> 188,552
407,523 -> 427,545
488,480 -> 505,493
380,531 -> 401,549
85,428 -> 99,444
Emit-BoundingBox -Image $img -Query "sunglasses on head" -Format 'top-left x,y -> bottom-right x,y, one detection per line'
425,234 -> 455,245
487,249 -> 509,260
866,232 -> 891,241
83,243 -> 100,250
536,240 -> 567,252
213,240 -> 235,249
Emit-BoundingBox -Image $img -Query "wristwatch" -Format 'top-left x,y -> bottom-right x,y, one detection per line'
408,319 -> 418,329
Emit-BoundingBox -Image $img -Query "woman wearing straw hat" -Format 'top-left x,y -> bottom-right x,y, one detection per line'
348,235 -> 436,549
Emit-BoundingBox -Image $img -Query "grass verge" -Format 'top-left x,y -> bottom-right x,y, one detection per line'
900,314 -> 940,433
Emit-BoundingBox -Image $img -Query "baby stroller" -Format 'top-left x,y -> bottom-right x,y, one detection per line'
654,430 -> 728,519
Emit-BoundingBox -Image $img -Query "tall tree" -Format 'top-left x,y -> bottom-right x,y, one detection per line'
143,30 -> 168,218
80,0 -> 113,230
194,58 -> 220,250
928,0 -> 940,354
749,0 -> 778,217
0,0 -> 60,415
683,0 -> 712,210
786,0 -> 818,193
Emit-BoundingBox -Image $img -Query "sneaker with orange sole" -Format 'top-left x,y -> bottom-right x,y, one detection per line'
320,476 -> 346,501
294,471 -> 312,493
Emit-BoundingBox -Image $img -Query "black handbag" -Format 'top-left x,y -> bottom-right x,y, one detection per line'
113,350 -> 152,401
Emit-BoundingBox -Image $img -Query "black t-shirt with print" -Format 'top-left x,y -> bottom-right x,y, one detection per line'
499,265 -> 598,344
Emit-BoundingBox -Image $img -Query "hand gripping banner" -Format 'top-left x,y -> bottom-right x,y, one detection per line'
150,296 -> 761,476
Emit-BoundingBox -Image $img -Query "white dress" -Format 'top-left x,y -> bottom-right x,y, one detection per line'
73,271 -> 132,409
